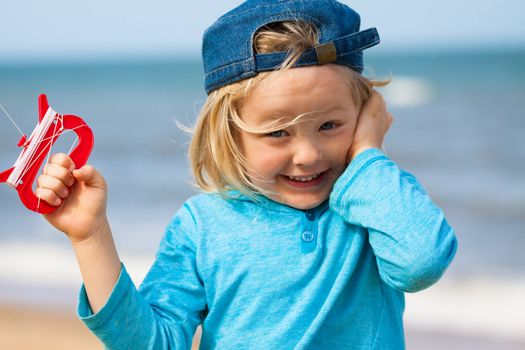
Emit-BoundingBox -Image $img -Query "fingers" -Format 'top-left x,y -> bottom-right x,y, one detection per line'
49,153 -> 76,172
347,90 -> 394,162
362,90 -> 386,116
73,165 -> 106,190
362,90 -> 394,128
35,153 -> 105,209
36,153 -> 76,206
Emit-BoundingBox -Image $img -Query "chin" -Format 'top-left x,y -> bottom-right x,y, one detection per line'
290,203 -> 320,210
282,195 -> 328,210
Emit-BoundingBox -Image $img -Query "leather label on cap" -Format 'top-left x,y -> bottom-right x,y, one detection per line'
315,42 -> 337,65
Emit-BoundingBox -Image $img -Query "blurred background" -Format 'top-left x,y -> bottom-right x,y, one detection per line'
0,1 -> 524,349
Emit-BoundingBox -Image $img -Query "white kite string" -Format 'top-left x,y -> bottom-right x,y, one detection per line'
36,114 -> 63,212
6,108 -> 58,187
0,103 -> 25,138
20,123 -> 85,181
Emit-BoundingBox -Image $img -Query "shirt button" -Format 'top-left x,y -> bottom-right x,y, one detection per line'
305,212 -> 315,221
302,231 -> 315,242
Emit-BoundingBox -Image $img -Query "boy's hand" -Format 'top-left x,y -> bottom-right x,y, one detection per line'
38,154 -> 122,314
36,153 -> 108,244
347,90 -> 393,162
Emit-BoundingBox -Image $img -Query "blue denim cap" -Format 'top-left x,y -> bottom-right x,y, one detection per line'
202,0 -> 380,94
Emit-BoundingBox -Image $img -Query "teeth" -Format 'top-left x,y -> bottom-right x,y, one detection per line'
287,172 -> 322,182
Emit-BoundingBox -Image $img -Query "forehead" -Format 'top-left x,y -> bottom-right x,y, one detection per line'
239,64 -> 355,122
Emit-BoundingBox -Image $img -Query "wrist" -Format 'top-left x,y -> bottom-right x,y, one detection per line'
347,144 -> 380,162
69,218 -> 121,314
69,217 -> 111,247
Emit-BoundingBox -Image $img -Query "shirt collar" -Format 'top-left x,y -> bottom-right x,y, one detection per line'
225,190 -> 330,217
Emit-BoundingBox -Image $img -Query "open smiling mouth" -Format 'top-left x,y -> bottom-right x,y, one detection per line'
280,170 -> 328,188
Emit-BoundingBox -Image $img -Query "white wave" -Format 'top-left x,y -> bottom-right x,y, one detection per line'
0,241 -> 154,289
381,76 -> 435,108
0,241 -> 524,340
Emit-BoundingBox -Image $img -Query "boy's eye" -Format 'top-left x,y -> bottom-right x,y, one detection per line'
266,130 -> 288,138
320,122 -> 337,131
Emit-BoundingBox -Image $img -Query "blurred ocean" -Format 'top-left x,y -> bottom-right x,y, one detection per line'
0,50 -> 524,341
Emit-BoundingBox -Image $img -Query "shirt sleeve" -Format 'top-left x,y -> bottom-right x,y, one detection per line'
329,148 -> 458,293
77,204 -> 206,349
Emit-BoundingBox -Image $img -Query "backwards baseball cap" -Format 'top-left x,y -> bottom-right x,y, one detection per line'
202,0 -> 380,94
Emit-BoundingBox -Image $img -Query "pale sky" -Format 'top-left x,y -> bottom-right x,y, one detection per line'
1,0 -> 524,61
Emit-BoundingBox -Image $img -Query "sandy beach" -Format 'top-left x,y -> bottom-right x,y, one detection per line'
1,303 -> 524,350
0,303 -> 103,350
0,302 -> 202,350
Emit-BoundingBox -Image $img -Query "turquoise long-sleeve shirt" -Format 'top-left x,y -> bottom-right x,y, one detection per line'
78,148 -> 457,349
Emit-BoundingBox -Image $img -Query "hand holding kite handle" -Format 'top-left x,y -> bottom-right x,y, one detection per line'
0,94 -> 94,214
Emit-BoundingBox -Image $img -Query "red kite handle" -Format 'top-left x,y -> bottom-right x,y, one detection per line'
0,94 -> 94,214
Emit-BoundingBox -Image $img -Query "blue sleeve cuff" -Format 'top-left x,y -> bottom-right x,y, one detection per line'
330,148 -> 389,208
77,263 -> 132,331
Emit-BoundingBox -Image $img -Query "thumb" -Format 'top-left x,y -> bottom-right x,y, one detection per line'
72,165 -> 106,189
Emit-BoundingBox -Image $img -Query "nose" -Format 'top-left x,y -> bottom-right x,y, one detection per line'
292,138 -> 323,166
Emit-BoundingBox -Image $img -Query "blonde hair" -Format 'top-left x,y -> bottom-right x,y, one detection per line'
189,21 -> 387,199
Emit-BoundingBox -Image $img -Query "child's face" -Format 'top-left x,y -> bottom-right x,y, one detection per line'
238,64 -> 359,210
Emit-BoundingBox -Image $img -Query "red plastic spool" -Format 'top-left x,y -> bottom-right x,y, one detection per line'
0,94 -> 94,214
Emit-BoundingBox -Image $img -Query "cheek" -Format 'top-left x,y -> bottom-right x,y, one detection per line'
242,140 -> 288,177
326,144 -> 350,168
254,149 -> 287,174
326,129 -> 354,160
